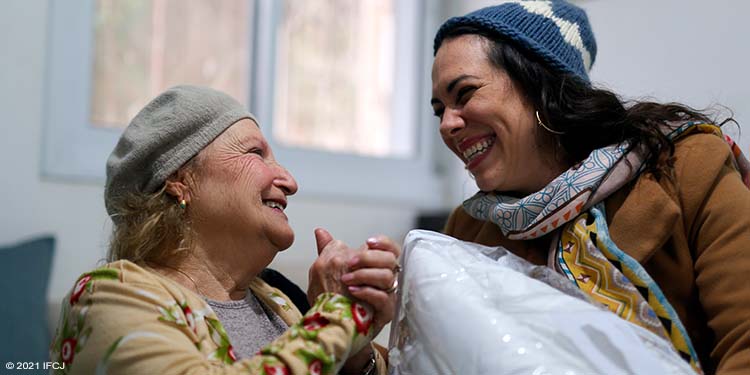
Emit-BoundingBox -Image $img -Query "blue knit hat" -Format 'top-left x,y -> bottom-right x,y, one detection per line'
434,0 -> 597,82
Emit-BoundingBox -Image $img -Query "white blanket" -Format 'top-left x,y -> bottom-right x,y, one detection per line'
387,230 -> 696,375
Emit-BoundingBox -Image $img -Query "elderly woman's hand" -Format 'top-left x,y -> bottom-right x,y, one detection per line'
307,228 -> 357,306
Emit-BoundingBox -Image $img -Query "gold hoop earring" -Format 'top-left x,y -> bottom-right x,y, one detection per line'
179,200 -> 187,210
536,111 -> 565,135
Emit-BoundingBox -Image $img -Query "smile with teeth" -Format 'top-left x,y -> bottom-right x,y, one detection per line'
462,137 -> 495,163
263,200 -> 285,211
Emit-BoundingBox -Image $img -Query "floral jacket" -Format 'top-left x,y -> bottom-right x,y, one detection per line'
50,260 -> 386,374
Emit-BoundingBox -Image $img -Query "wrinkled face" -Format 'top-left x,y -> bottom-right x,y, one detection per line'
431,35 -> 563,195
188,118 -> 298,253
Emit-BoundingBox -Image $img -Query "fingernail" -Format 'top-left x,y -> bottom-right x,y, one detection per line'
366,237 -> 378,246
348,286 -> 361,292
347,256 -> 359,267
341,273 -> 354,282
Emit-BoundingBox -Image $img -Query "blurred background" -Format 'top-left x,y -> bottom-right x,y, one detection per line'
0,0 -> 748,360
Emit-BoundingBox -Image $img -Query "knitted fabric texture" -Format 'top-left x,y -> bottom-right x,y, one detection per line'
105,85 -> 255,216
433,0 -> 597,82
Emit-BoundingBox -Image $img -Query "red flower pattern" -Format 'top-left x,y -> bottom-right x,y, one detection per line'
309,359 -> 323,375
61,338 -> 77,364
351,302 -> 373,335
69,275 -> 92,305
182,305 -> 196,333
263,363 -> 290,375
302,312 -> 330,331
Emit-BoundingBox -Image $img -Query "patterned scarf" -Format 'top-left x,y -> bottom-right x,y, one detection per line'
463,122 -> 750,373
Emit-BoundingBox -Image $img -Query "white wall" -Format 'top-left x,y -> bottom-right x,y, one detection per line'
443,0 -> 750,202
0,0 -> 421,307
585,0 -> 749,143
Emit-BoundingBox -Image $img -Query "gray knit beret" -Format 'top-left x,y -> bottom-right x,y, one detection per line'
105,85 -> 255,216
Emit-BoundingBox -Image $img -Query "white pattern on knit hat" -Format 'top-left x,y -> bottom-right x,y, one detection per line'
517,1 -> 593,72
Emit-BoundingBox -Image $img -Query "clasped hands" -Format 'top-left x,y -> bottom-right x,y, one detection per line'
307,228 -> 401,337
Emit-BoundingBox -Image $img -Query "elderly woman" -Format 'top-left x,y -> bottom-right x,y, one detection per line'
50,86 -> 398,374
430,1 -> 750,374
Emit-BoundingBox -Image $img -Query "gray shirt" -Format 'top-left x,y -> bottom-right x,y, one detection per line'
205,291 -> 289,359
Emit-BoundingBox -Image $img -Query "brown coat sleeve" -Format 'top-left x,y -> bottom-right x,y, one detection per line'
675,135 -> 750,374
608,134 -> 750,374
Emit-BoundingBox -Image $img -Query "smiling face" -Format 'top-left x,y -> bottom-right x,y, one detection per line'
431,35 -> 566,195
186,118 -> 298,255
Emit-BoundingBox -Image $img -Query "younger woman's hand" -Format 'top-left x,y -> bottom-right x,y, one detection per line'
340,235 -> 401,335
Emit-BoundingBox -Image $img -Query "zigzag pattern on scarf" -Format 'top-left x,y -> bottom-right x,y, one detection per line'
558,207 -> 703,374
558,214 -> 669,339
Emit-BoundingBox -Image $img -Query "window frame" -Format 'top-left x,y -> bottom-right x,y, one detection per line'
252,0 -> 441,207
42,0 -> 442,208
43,0 -> 118,181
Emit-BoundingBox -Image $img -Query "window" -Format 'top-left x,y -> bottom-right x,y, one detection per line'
42,0 -> 255,179
253,0 -> 439,204
43,0 -> 441,206
274,0 -> 407,158
90,0 -> 250,127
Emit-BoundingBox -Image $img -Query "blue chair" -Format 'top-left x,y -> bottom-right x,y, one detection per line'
0,236 -> 55,363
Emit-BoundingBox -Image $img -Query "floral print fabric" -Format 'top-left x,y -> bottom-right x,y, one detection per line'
49,260 -> 377,374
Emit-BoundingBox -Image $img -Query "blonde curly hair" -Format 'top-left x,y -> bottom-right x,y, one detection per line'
106,156 -> 201,265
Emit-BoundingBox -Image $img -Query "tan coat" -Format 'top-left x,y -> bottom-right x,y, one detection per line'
50,260 -> 386,374
443,134 -> 750,374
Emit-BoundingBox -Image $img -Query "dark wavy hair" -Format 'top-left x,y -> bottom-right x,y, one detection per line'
438,27 -> 733,179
